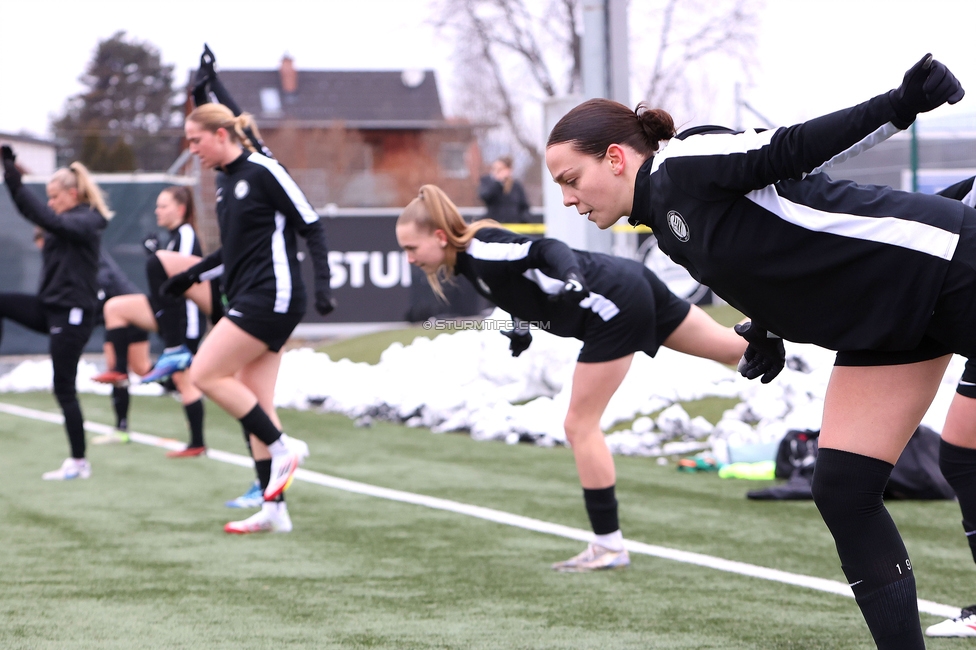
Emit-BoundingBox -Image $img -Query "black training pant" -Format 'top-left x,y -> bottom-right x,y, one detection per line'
0,293 -> 95,458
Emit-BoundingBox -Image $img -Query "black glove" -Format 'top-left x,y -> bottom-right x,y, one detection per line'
159,269 -> 199,298
734,321 -> 785,384
889,53 -> 965,129
2,145 -> 22,195
315,287 -> 336,316
549,271 -> 587,304
194,44 -> 216,86
143,233 -> 159,255
192,44 -> 217,105
501,328 -> 532,357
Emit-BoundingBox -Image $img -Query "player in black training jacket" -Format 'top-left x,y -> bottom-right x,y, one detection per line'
545,53 -> 971,649
1,148 -> 110,480
397,184 -> 747,571
162,102 -> 334,534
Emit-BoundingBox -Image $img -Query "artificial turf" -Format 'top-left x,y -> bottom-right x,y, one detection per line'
0,390 -> 971,649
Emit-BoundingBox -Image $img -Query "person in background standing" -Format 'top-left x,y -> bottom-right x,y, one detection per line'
478,156 -> 531,224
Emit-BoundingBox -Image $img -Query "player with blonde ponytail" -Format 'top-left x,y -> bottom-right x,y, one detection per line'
397,183 -> 746,571
161,97 -> 335,533
1,146 -> 109,480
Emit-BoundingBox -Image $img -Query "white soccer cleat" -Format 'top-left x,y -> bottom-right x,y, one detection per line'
224,502 -> 292,534
264,434 -> 309,500
42,458 -> 91,481
926,605 -> 976,637
551,543 -> 631,573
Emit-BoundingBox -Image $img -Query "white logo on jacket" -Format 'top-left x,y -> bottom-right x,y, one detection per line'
667,210 -> 689,242
234,180 -> 250,199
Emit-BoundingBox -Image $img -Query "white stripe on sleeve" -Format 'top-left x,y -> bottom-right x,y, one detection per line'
271,213 -> 292,313
177,224 -> 196,256
248,152 -> 319,224
467,238 -> 531,261
747,186 -> 960,261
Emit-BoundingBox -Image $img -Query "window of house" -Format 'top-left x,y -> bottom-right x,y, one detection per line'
260,88 -> 282,116
439,143 -> 469,179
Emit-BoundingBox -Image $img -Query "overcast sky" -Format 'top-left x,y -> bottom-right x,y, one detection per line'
1,0 -> 974,138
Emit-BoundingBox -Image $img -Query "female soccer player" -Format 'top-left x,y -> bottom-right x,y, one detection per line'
91,186 -> 210,456
396,184 -> 746,571
165,103 -> 334,533
94,247 -> 150,435
1,147 -> 110,480
544,53 -> 969,649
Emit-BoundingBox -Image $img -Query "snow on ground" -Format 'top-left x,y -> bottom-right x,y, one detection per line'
0,308 -> 964,462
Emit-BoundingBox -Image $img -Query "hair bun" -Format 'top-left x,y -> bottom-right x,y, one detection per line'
635,102 -> 676,151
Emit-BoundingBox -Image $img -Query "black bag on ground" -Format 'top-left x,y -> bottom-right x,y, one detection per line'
774,429 -> 819,479
747,425 -> 955,501
886,425 -> 955,500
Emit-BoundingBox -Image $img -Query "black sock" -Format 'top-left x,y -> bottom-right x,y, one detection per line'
146,255 -> 186,349
112,385 -> 129,430
812,448 -> 923,649
254,459 -> 284,502
105,327 -> 129,374
183,398 -> 204,448
238,404 -> 282,446
583,485 -> 619,535
939,439 -> 976,563
241,424 -> 252,453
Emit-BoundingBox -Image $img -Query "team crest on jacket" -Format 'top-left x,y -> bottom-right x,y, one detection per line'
234,180 -> 250,199
667,210 -> 690,242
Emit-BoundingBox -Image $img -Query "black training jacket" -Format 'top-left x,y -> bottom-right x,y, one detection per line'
456,227 -> 656,339
630,91 -> 973,352
213,151 -> 330,314
166,222 -> 203,257
11,187 -> 106,311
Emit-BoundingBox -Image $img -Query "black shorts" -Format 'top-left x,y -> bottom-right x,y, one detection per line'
834,336 -> 951,366
577,266 -> 691,364
226,303 -> 303,353
210,281 -> 225,324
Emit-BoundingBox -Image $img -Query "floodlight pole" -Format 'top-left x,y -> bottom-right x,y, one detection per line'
544,0 -> 631,256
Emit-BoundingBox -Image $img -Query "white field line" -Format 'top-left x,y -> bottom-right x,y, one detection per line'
0,400 -> 959,620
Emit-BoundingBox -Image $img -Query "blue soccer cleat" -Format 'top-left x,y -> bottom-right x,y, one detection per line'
141,345 -> 193,384
225,480 -> 263,508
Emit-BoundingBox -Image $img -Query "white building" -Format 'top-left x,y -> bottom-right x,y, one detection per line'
0,132 -> 56,175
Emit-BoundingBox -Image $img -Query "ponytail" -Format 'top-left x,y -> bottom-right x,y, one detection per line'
397,184 -> 500,300
547,98 -> 675,159
50,162 -> 114,219
186,104 -> 263,153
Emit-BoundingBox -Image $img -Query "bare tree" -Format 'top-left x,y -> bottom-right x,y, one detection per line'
433,0 -> 761,185
634,0 -> 762,121
431,0 -> 582,171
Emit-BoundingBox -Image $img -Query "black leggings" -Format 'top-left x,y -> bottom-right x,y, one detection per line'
0,293 -> 95,458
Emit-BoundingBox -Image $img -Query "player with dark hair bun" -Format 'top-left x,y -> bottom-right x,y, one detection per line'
546,53 -> 967,648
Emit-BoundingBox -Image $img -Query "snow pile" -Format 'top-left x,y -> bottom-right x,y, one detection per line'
0,308 -> 964,460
